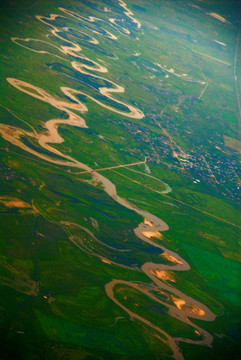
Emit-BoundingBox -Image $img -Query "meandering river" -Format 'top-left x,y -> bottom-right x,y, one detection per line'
0,2 -> 216,359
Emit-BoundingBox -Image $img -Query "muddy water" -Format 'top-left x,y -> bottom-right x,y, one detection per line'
0,2 -> 216,359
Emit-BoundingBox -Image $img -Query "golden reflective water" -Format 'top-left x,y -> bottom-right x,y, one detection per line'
0,2 -> 216,359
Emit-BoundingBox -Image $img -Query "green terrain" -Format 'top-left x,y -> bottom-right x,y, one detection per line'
0,0 -> 240,359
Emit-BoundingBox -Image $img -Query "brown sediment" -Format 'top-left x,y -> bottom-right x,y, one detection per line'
214,40 -> 227,46
109,18 -> 130,35
172,297 -> 186,310
150,269 -> 176,283
0,196 -> 31,208
118,0 -> 142,29
57,8 -> 118,40
161,252 -> 184,265
0,83 -> 214,358
0,196 -> 38,215
206,12 -> 226,22
142,231 -> 162,239
101,259 -> 111,264
105,214 -> 215,359
0,4 -> 217,360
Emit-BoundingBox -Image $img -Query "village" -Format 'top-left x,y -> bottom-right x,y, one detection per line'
117,117 -> 241,204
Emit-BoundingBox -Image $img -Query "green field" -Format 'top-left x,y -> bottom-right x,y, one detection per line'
0,0 -> 240,359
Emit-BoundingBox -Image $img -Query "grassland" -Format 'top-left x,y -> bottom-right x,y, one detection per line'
0,0 -> 240,359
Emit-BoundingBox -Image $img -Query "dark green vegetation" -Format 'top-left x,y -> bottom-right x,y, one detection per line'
0,0 -> 240,359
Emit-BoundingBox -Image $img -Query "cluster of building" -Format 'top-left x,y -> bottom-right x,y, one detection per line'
117,118 -> 240,204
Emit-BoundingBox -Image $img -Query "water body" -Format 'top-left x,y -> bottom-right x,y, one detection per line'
0,2 -> 215,359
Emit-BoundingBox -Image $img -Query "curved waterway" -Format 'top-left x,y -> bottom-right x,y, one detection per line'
0,2 -> 215,359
